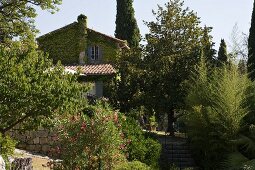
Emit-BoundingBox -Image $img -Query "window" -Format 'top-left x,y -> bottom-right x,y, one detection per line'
91,45 -> 99,60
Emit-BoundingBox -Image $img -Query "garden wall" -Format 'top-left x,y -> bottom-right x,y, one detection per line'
7,127 -> 57,155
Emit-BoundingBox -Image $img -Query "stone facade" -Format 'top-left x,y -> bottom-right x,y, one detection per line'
7,127 -> 58,155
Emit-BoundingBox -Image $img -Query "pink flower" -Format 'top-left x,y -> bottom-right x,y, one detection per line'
91,120 -> 95,126
52,135 -> 59,141
120,144 -> 125,150
114,113 -> 118,123
70,137 -> 77,142
57,146 -> 60,151
70,115 -> 76,121
81,122 -> 86,131
120,133 -> 125,139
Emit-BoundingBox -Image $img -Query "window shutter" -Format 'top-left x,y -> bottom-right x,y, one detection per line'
99,46 -> 103,62
95,46 -> 99,60
87,46 -> 92,62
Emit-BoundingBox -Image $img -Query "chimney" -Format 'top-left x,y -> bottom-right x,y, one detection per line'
77,14 -> 87,28
77,14 -> 88,65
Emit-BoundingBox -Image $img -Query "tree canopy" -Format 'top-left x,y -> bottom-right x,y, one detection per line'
248,0 -> 255,80
0,46 -> 87,135
143,0 -> 212,134
0,0 -> 62,46
106,49 -> 144,113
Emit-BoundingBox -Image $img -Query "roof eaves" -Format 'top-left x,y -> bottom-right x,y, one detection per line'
37,22 -> 78,40
87,28 -> 130,49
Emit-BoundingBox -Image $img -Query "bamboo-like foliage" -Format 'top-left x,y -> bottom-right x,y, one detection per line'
183,57 -> 251,169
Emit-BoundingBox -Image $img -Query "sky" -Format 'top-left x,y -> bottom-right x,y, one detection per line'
35,0 -> 254,50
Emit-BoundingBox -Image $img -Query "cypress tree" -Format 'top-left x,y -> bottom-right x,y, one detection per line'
201,26 -> 216,65
247,0 -> 255,80
218,39 -> 228,65
115,0 -> 140,48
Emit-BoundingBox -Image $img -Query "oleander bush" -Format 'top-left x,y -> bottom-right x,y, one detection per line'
53,103 -> 126,170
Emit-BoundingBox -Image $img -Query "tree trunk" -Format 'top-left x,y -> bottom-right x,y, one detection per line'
167,109 -> 175,136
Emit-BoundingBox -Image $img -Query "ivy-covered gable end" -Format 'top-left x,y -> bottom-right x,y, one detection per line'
37,14 -> 128,66
87,29 -> 119,64
37,22 -> 81,65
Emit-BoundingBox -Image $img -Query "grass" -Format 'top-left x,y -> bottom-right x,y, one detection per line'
31,157 -> 50,170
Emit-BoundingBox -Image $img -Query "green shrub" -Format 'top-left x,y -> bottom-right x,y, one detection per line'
114,161 -> 151,170
144,138 -> 161,168
121,117 -> 146,160
0,134 -> 16,169
54,103 -> 126,170
120,116 -> 161,168
168,164 -> 179,170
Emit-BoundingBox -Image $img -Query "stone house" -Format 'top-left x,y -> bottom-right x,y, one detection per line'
37,14 -> 129,97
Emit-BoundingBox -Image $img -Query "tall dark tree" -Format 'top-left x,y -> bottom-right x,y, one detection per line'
201,26 -> 216,65
105,49 -> 144,113
110,0 -> 142,113
238,59 -> 247,74
218,39 -> 228,64
247,0 -> 255,80
115,0 -> 140,48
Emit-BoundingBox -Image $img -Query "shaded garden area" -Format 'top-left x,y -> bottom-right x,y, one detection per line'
1,0 -> 255,169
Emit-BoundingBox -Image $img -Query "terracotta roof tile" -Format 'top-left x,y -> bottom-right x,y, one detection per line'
65,64 -> 116,75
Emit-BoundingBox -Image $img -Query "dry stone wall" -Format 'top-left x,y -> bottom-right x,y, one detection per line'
7,127 -> 58,155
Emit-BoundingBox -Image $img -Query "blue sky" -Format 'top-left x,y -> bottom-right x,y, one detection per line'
35,0 -> 253,49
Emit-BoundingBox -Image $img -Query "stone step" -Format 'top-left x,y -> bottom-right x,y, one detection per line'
158,138 -> 196,168
163,149 -> 191,155
166,157 -> 195,162
164,153 -> 192,158
163,144 -> 190,150
166,158 -> 195,164
169,161 -> 196,168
